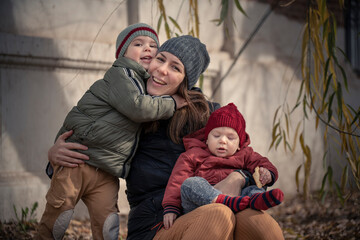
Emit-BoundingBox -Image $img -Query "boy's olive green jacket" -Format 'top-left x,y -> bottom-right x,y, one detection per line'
56,57 -> 175,178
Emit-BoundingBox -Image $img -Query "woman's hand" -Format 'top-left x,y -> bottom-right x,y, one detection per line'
48,130 -> 89,168
172,94 -> 187,109
214,172 -> 245,196
163,213 -> 177,230
259,167 -> 271,185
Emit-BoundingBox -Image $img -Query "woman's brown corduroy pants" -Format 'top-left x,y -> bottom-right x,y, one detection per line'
154,203 -> 284,240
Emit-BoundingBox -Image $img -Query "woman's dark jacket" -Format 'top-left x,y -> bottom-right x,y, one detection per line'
125,101 -> 220,240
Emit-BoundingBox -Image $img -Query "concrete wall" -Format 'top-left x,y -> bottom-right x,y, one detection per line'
1,0 -> 359,222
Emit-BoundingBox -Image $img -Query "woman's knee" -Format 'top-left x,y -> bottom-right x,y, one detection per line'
176,204 -> 235,240
234,209 -> 284,240
194,203 -> 236,227
193,204 -> 235,239
201,203 -> 235,222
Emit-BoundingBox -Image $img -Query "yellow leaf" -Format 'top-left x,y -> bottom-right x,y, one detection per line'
292,122 -> 301,153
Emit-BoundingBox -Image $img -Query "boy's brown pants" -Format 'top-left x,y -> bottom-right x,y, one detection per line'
154,204 -> 284,240
37,163 -> 119,240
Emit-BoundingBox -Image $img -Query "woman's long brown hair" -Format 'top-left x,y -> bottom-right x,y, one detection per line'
144,77 -> 210,144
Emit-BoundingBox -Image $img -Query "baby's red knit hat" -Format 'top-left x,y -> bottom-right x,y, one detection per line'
204,103 -> 246,146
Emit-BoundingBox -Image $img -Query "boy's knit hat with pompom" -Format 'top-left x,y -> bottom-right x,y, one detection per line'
115,23 -> 159,59
204,103 -> 247,146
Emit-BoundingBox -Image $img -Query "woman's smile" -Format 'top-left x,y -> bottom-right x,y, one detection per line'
151,76 -> 167,86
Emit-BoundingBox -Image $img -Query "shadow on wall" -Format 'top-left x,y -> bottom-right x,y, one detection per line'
0,0 -> 123,181
0,34 -> 109,222
0,0 -> 131,221
0,32 -> 111,221
0,0 -> 76,178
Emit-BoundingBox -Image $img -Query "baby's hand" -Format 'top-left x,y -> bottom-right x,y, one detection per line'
259,167 -> 271,185
163,213 -> 177,230
172,94 -> 187,109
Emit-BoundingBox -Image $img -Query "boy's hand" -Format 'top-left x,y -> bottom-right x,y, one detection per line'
163,213 -> 177,229
259,167 -> 271,185
172,94 -> 187,109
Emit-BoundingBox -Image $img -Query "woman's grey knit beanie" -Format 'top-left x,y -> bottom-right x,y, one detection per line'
115,23 -> 159,59
158,35 -> 210,89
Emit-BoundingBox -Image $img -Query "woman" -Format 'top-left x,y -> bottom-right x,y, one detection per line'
48,35 -> 284,240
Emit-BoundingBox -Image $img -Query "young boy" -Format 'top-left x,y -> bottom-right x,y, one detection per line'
38,23 -> 183,240
162,103 -> 284,229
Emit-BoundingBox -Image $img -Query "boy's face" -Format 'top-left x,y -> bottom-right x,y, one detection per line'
124,36 -> 158,70
206,127 -> 240,158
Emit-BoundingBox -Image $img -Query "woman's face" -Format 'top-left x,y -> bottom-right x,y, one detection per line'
146,51 -> 185,96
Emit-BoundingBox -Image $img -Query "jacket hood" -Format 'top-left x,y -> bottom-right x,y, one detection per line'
183,127 -> 250,152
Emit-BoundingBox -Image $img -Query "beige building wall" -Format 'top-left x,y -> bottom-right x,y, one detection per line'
1,0 -> 359,221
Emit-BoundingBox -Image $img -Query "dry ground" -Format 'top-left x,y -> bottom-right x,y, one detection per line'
1,191 -> 359,239
268,190 -> 360,239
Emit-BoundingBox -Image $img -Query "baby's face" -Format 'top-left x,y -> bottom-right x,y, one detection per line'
206,127 -> 240,157
124,36 -> 158,70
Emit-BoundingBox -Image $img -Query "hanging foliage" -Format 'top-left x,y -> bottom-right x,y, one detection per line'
270,0 -> 360,200
156,0 -> 199,38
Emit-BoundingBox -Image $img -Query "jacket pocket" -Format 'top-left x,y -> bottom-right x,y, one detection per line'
45,166 -> 72,208
46,190 -> 66,208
